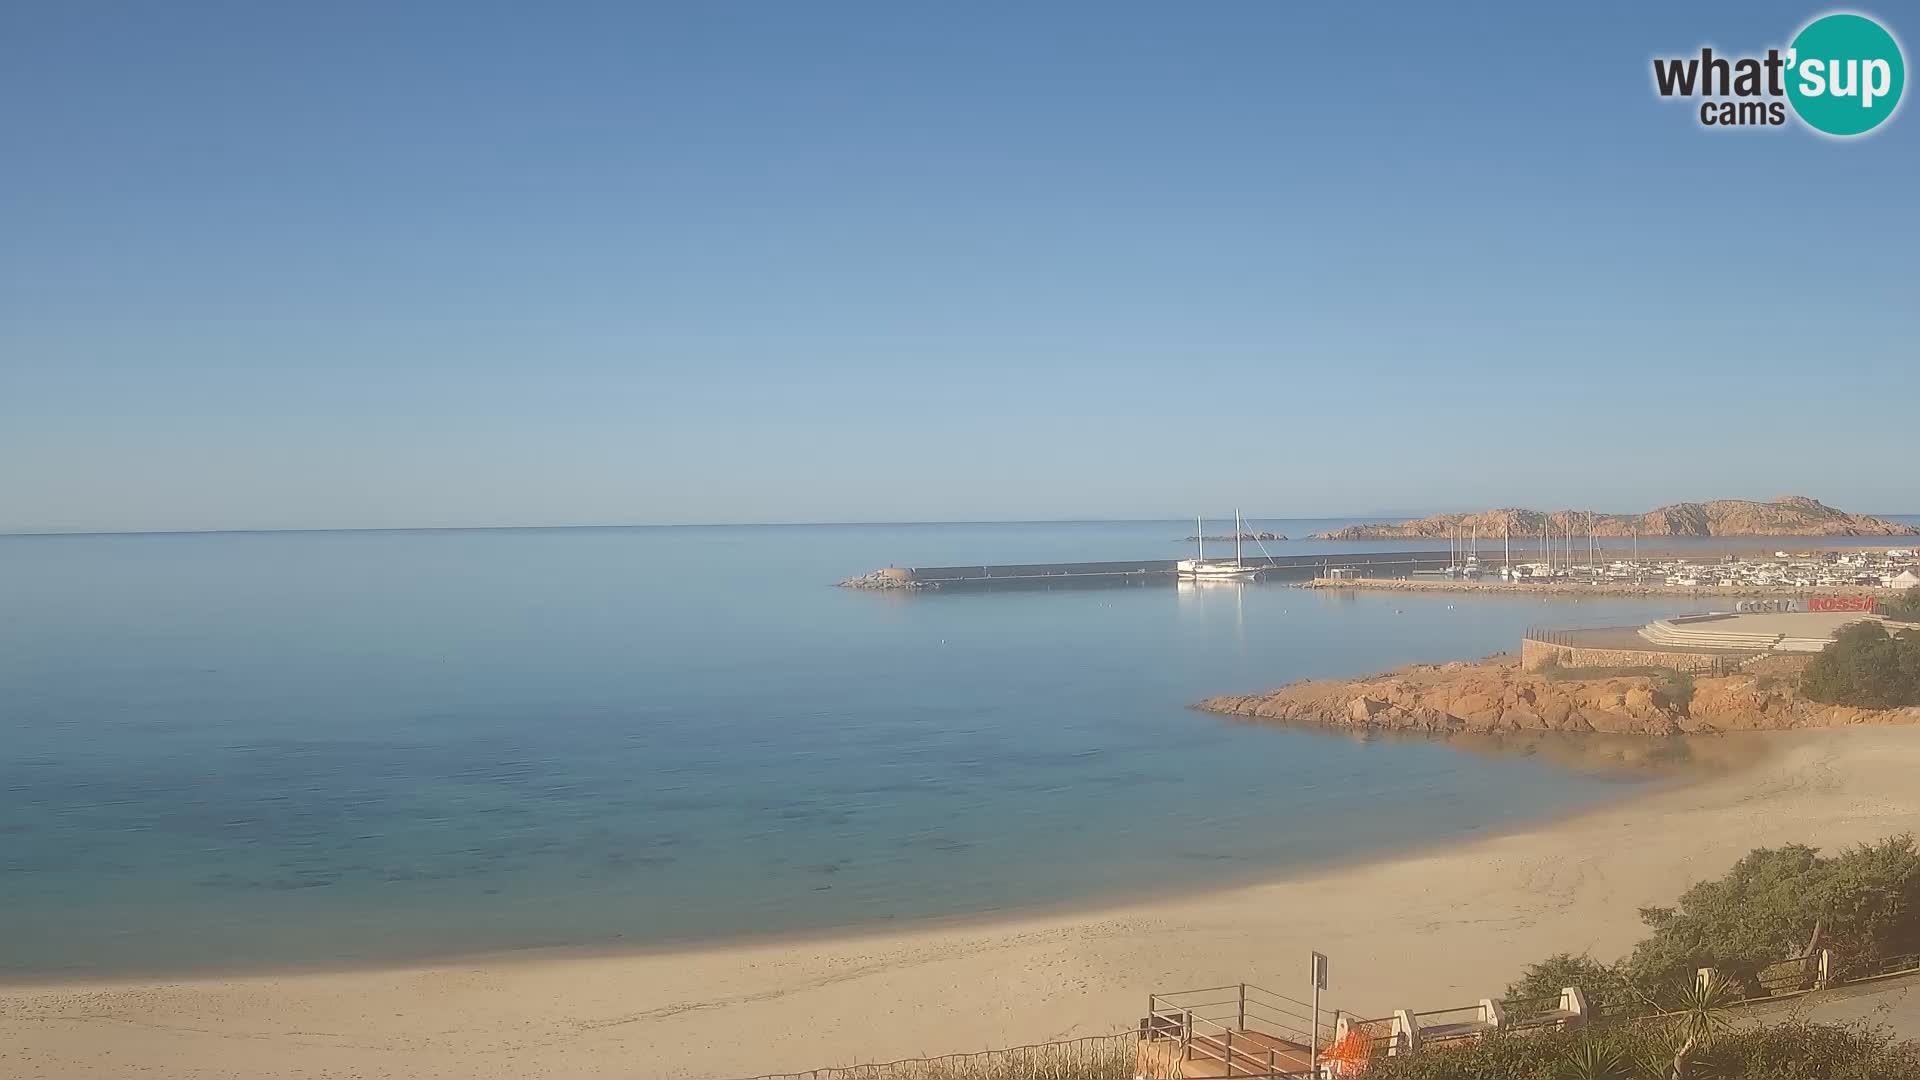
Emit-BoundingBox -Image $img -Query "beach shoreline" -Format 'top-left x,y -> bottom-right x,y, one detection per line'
0,711 -> 1758,991
0,729 -> 1732,991
8,726 -> 1918,1079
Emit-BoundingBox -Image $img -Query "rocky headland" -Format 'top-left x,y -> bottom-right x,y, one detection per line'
1314,496 -> 1918,541
1196,655 -> 1920,737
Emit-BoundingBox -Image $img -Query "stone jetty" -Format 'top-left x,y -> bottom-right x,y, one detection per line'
838,568 -> 931,590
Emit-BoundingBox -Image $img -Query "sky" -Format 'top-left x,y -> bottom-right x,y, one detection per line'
2,2 -> 1916,532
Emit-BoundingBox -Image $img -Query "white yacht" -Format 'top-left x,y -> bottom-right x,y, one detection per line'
1177,511 -> 1264,579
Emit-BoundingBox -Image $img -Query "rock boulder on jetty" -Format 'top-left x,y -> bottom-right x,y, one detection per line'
1313,496 -> 1918,540
1195,655 -> 1920,736
838,568 -> 931,591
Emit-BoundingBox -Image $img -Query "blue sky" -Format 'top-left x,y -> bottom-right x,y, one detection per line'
2,2 -> 1915,531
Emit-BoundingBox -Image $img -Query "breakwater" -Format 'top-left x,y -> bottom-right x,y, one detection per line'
841,550 -> 1467,590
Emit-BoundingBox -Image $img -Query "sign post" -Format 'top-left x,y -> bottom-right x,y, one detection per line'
1311,951 -> 1329,1075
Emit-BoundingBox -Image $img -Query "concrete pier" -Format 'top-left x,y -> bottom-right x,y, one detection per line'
841,550 -> 1466,590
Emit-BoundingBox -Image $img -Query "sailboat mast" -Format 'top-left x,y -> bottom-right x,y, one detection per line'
1235,508 -> 1243,567
1197,515 -> 1204,563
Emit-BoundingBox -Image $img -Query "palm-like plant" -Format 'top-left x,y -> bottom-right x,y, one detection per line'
1664,975 -> 1736,1079
1560,1038 -> 1628,1080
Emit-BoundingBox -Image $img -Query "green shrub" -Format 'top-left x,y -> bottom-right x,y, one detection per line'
1493,836 -> 1920,1022
1413,836 -> 1920,1079
1625,835 -> 1920,998
1352,1023 -> 1680,1080
1882,586 -> 1920,622
1697,1017 -> 1920,1078
1354,1025 -> 1585,1080
1356,1019 -> 1920,1079
1799,621 -> 1920,709
1504,954 -> 1638,1020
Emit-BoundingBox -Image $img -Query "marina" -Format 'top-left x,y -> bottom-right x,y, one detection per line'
840,549 -> 1467,589
842,545 -> 1920,593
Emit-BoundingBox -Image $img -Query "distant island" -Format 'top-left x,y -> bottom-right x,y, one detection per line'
1313,496 -> 1918,540
1181,531 -> 1287,543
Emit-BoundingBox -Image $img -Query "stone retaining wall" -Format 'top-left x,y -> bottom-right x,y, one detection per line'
1520,638 -> 1735,674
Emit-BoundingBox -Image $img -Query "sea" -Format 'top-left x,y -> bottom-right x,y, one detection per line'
2,518 -> 1915,977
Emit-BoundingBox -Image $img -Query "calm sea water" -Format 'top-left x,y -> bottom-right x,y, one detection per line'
1,519 -> 1913,976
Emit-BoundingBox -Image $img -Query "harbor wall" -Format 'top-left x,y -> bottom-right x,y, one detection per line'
1519,638 -> 1737,675
898,550 -> 1464,586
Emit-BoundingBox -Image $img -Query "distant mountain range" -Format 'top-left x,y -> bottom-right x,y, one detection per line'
1312,496 -> 1920,540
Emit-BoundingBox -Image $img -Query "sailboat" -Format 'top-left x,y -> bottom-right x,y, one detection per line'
1178,510 -> 1264,580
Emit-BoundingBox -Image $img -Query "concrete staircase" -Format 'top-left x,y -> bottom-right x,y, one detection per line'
1638,615 -> 1781,651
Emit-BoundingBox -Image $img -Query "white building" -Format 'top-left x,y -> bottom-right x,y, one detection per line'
1889,569 -> 1920,590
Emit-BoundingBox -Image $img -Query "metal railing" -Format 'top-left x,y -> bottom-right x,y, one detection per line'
1753,954 -> 1821,998
1522,624 -> 1743,675
1141,982 -> 1332,1078
1827,949 -> 1920,985
1410,1004 -> 1490,1049
1588,999 -> 1641,1024
1335,1014 -> 1399,1060
1138,1011 -> 1310,1078
1146,982 -> 1332,1048
1499,993 -> 1582,1033
1498,993 -> 1564,1021
744,948 -> 1920,1080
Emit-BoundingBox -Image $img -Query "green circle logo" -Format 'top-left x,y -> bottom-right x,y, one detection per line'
1786,13 -> 1905,136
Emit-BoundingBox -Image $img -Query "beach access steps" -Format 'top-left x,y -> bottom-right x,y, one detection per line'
1137,984 -> 1592,1078
1138,983 -> 1325,1077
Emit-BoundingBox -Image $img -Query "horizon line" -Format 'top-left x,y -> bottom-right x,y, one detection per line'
0,515 -> 1401,540
4,509 -> 1918,541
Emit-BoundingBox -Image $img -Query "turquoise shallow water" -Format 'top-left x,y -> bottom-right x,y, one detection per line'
0,519 -> 1910,976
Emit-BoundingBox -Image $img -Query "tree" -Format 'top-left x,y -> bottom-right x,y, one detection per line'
1799,622 -> 1920,709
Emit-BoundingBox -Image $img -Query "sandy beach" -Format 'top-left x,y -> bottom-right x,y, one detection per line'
4,726 -> 1917,1079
